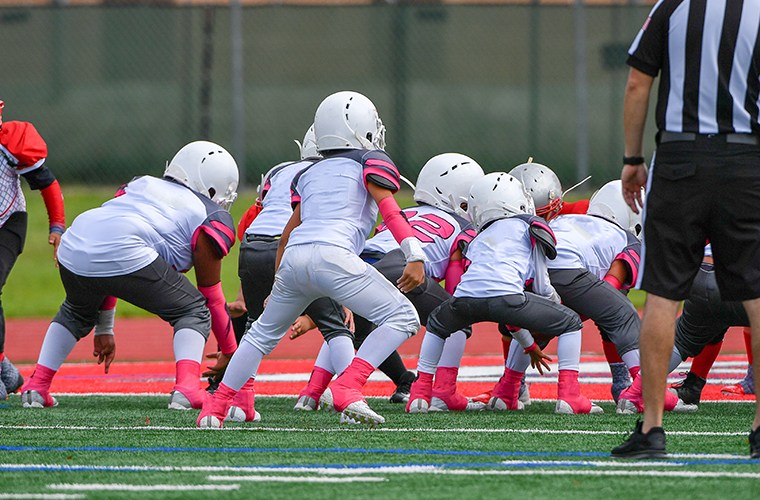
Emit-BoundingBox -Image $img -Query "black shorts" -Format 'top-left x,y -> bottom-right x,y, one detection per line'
640,136 -> 760,301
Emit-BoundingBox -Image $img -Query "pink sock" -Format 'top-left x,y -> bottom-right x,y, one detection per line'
23,364 -> 57,393
301,366 -> 334,399
175,359 -> 201,390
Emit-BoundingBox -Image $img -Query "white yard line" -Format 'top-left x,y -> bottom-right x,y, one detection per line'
48,484 -> 239,492
0,424 -> 749,436
0,495 -> 85,500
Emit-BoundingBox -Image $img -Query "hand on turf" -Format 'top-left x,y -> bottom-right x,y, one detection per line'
93,335 -> 116,374
526,345 -> 553,376
202,351 -> 231,378
289,314 -> 316,340
397,261 -> 425,293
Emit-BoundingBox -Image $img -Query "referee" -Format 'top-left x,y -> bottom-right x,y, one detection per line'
613,0 -> 760,459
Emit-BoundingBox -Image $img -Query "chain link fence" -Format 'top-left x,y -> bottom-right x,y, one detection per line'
1,2 -> 652,193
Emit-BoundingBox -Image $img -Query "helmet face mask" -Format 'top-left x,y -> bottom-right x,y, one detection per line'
587,180 -> 642,235
508,162 -> 563,221
164,141 -> 239,210
467,172 -> 535,231
314,91 -> 386,152
413,153 -> 485,216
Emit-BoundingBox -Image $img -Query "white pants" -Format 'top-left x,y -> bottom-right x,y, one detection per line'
242,243 -> 420,354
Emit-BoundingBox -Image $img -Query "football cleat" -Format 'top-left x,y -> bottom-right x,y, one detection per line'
1,357 -> 24,394
168,389 -> 206,410
486,396 -> 525,411
670,371 -> 706,405
406,398 -> 430,414
340,400 -> 385,427
429,396 -> 485,412
198,415 -> 223,429
389,371 -> 415,404
226,406 -> 261,423
555,399 -> 603,415
611,420 -> 667,459
518,376 -> 532,406
319,388 -> 335,412
21,390 -> 58,408
293,395 -> 319,411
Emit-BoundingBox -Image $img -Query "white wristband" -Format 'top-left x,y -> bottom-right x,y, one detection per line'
94,308 -> 116,336
400,237 -> 426,263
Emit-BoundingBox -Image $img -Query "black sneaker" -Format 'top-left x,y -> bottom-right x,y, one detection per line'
750,427 -> 760,459
206,375 -> 220,395
389,371 -> 416,404
611,420 -> 667,459
671,371 -> 706,405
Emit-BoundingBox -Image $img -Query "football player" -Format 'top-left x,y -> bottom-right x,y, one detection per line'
406,172 -> 601,415
197,91 -> 424,428
0,99 -> 65,400
293,153 -> 485,411
21,141 -> 239,410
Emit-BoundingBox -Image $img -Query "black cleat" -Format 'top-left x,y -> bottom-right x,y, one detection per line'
671,371 -> 706,405
389,371 -> 416,404
611,420 -> 667,459
750,427 -> 760,459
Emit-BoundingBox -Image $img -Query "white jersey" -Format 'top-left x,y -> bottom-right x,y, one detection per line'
0,122 -> 47,227
58,176 -> 235,277
454,217 -> 536,298
363,204 -> 464,280
287,149 -> 402,256
245,160 -> 313,237
549,214 -> 632,279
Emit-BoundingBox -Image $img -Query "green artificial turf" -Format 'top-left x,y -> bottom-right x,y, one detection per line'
0,395 -> 756,499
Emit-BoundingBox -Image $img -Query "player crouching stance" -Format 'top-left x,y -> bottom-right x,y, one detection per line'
197,91 -> 424,429
21,141 -> 239,410
407,172 -> 601,415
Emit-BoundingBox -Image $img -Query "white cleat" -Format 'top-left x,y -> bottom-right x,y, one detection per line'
486,397 -> 524,411
293,395 -> 318,411
429,397 -> 486,412
167,390 -> 193,411
226,406 -> 262,422
198,415 -> 223,429
21,390 -> 58,409
555,400 -> 604,415
672,398 -> 699,413
340,401 -> 385,427
616,398 -> 639,415
406,398 -> 430,414
319,388 -> 335,412
519,381 -> 532,406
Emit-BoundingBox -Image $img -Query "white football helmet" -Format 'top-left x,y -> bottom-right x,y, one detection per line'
295,124 -> 319,160
467,172 -> 535,231
313,91 -> 386,151
587,180 -> 642,235
414,153 -> 485,217
164,140 -> 239,210
508,162 -> 563,221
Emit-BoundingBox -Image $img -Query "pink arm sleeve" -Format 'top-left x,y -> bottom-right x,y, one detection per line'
198,283 -> 237,355
444,259 -> 465,295
603,274 -> 623,290
377,196 -> 414,244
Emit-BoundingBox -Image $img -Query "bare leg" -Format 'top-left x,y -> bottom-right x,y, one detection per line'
640,294 -> 680,433
742,298 -> 760,431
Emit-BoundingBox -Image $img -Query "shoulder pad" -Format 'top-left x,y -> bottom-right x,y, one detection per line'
528,218 -> 557,260
362,150 -> 401,192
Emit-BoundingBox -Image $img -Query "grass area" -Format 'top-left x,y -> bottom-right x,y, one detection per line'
6,185 -> 646,318
0,395 -> 757,499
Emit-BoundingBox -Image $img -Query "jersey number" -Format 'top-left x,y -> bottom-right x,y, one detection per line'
377,210 -> 456,243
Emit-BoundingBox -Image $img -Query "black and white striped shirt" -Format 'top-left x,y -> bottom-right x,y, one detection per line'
628,0 -> 760,134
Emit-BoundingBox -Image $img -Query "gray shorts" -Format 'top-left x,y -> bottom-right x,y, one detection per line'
549,268 -> 640,355
426,292 -> 582,342
54,258 -> 210,340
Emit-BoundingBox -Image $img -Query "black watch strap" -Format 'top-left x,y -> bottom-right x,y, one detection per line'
623,156 -> 645,165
